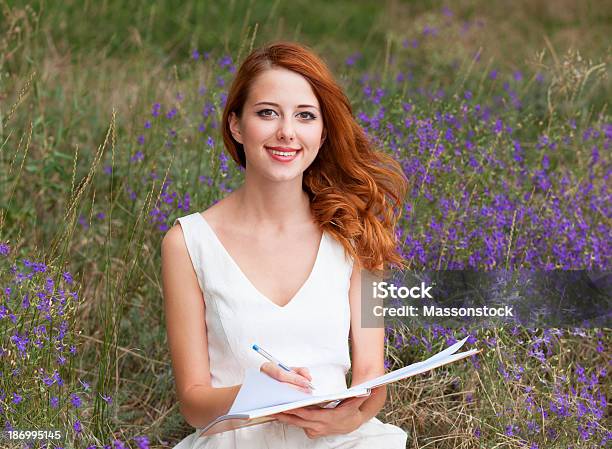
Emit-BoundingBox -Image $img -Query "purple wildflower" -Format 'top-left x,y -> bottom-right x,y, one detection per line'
62,271 -> 74,285
70,393 -> 82,408
513,70 -> 523,81
345,52 -> 361,66
505,424 -> 518,436
219,151 -> 228,173
166,108 -> 177,119
422,25 -> 438,36
219,55 -> 233,70
43,373 -> 55,387
12,393 -> 23,404
78,215 -> 89,230
494,118 -> 503,134
133,436 -> 150,449
11,332 -> 29,353
131,151 -> 144,163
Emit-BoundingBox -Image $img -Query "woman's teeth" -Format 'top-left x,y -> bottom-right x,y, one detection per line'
270,150 -> 297,156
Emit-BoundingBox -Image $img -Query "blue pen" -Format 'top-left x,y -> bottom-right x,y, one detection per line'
252,344 -> 316,390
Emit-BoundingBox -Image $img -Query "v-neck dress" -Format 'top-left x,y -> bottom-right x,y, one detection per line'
171,212 -> 408,449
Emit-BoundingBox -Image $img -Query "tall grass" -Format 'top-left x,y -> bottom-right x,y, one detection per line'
0,1 -> 610,448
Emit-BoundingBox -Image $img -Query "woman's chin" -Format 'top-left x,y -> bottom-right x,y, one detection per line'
252,167 -> 304,183
265,172 -> 304,183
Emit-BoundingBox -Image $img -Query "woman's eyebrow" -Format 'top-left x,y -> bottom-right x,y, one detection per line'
253,101 -> 320,111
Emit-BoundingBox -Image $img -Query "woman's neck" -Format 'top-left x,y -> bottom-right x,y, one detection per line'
232,181 -> 313,232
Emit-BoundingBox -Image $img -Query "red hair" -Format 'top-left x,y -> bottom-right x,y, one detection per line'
221,41 -> 408,274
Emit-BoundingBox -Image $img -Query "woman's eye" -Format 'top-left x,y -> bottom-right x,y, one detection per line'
298,111 -> 317,120
257,109 -> 277,117
256,110 -> 316,120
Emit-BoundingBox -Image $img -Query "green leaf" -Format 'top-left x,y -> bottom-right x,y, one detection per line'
52,150 -> 74,161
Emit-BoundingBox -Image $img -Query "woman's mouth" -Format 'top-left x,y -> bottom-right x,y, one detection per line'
265,146 -> 301,162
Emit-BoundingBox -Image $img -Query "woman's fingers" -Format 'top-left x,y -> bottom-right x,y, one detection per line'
291,366 -> 312,381
260,362 -> 313,392
275,411 -> 323,430
336,395 -> 369,409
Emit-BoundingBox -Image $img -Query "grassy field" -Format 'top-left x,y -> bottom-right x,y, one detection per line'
0,1 -> 610,448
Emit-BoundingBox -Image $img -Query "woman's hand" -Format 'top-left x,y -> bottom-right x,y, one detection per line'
271,394 -> 370,439
259,362 -> 313,394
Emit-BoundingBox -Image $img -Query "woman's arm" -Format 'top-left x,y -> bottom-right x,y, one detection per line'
347,263 -> 388,423
161,224 -> 240,428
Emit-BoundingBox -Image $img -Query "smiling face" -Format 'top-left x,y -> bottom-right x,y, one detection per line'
228,67 -> 326,182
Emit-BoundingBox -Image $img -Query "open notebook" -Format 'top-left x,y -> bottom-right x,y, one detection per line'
198,336 -> 481,436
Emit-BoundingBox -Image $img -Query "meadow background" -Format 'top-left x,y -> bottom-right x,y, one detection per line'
0,0 -> 610,448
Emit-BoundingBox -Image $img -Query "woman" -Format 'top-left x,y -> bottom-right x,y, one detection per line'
162,41 -> 409,448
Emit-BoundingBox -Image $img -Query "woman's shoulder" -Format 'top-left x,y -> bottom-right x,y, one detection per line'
170,192 -> 235,229
164,194 -> 229,242
199,193 -> 237,230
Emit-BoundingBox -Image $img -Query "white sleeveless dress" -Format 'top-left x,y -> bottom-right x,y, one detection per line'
171,212 -> 408,449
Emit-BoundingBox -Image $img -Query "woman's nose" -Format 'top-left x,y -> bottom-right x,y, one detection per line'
277,117 -> 296,141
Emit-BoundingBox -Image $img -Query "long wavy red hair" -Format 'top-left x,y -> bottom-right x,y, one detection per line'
221,41 -> 408,274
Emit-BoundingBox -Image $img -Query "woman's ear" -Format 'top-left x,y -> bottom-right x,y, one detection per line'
229,112 -> 243,144
320,128 -> 327,147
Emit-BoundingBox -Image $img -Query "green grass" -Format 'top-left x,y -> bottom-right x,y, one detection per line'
0,1 -> 610,448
